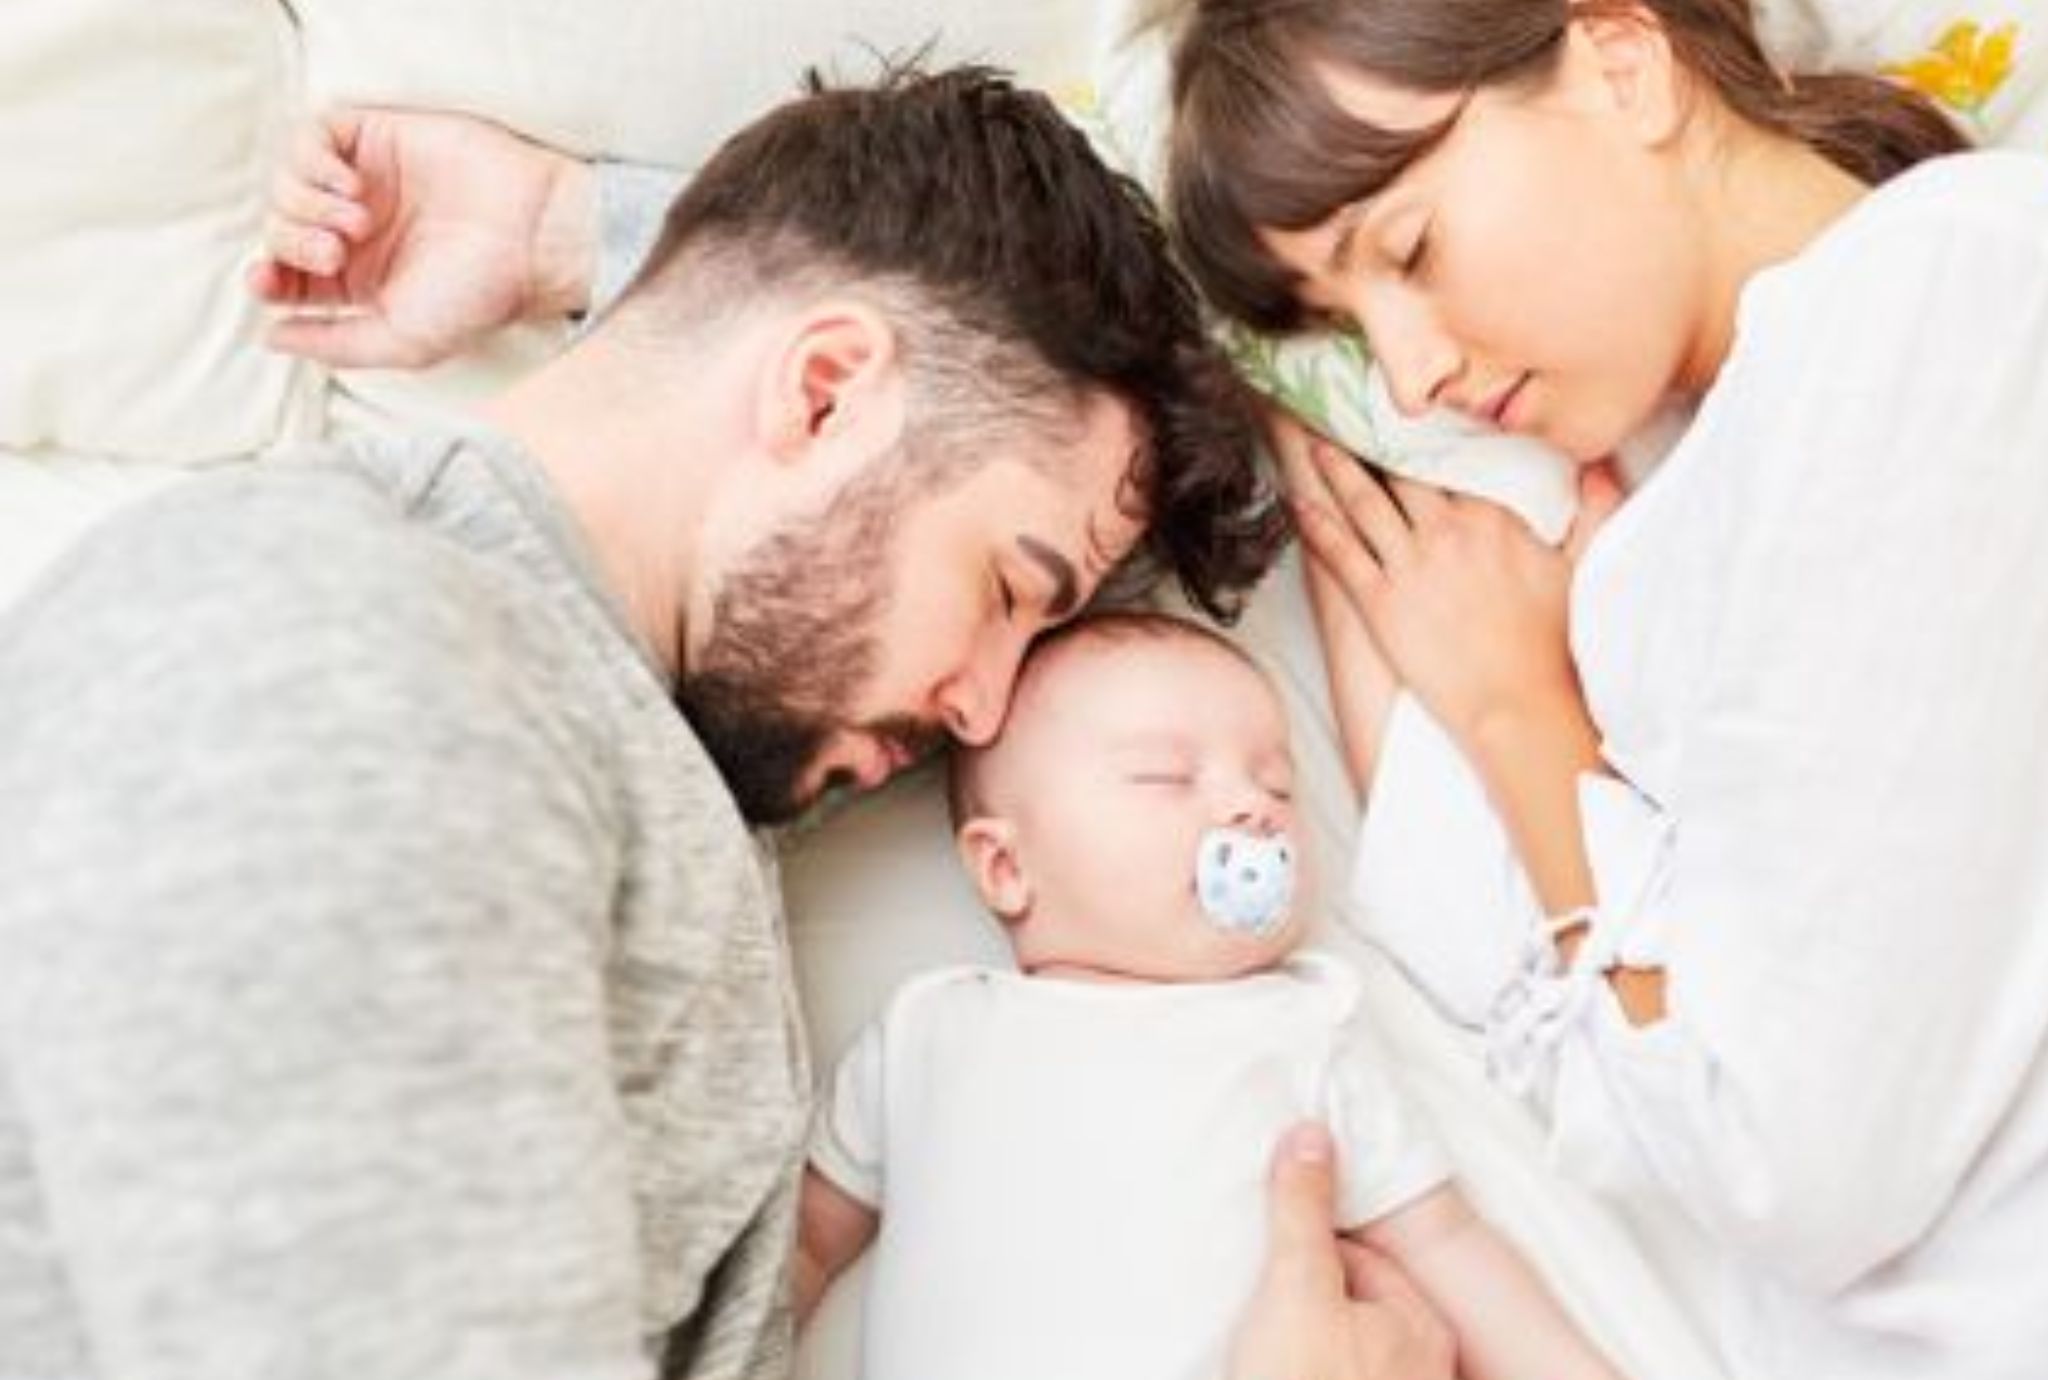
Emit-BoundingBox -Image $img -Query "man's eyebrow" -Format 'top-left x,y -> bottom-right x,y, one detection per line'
1017,534 -> 1079,619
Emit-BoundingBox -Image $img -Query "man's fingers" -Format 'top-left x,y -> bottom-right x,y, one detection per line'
1257,1123 -> 1348,1305
247,257 -> 352,309
294,110 -> 366,196
1341,1245 -> 1452,1339
1339,1239 -> 1428,1306
264,211 -> 348,276
245,257 -> 292,303
1340,1243 -> 1458,1365
265,312 -> 424,370
272,171 -> 374,243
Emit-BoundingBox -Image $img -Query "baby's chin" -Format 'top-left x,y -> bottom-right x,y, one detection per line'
1172,913 -> 1307,982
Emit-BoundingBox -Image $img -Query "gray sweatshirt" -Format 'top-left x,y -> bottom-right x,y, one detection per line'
0,418 -> 810,1380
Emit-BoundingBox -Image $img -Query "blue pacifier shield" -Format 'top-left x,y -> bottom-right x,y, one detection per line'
1196,828 -> 1296,936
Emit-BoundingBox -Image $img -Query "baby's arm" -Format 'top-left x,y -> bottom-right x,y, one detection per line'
1358,1185 -> 1623,1380
795,1166 -> 879,1325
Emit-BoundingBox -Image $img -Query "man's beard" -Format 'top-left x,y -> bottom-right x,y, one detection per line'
673,455 -> 949,825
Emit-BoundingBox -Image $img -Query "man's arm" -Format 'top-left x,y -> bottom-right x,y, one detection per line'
1360,1187 -> 1623,1380
794,1167 -> 879,1325
251,108 -> 684,367
0,494 -> 651,1379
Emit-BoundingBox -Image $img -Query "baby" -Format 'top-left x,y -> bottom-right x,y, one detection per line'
795,611 -> 1618,1380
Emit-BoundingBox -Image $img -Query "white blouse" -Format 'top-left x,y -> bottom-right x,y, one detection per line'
1356,151 -> 2048,1380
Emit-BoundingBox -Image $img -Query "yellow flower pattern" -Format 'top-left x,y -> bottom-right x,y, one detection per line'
1884,19 -> 2020,125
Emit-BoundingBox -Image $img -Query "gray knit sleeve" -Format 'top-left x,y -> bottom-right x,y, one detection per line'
0,479 -> 653,1380
589,161 -> 689,323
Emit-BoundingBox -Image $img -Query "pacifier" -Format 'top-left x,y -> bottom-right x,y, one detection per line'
1195,827 -> 1297,937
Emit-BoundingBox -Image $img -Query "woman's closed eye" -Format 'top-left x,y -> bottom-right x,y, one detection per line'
1129,771 -> 1192,787
1398,220 -> 1433,278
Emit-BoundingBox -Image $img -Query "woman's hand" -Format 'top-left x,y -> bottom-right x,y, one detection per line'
247,108 -> 595,369
1271,415 -> 1625,913
1228,1123 -> 1456,1380
1270,415 -> 1618,752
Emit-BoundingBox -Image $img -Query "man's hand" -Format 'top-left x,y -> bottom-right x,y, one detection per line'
1228,1124 -> 1457,1380
247,108 -> 595,369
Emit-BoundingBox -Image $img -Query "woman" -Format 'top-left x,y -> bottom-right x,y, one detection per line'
1168,1 -> 2048,1376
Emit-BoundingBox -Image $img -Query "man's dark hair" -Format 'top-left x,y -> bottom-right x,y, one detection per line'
620,63 -> 1287,621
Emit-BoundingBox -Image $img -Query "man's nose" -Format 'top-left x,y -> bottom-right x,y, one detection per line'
937,631 -> 1028,747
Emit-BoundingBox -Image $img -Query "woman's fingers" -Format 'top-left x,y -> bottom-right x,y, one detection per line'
1269,423 -> 1391,599
1384,473 -> 1452,527
1565,460 -> 1626,566
1268,412 -> 1336,506
1309,436 -> 1414,569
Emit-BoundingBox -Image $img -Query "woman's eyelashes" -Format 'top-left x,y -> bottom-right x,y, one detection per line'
1398,220 -> 1433,277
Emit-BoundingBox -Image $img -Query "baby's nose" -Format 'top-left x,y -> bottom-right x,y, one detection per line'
1225,799 -> 1281,836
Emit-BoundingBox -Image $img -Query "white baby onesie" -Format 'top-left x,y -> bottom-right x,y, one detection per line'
810,949 -> 1449,1380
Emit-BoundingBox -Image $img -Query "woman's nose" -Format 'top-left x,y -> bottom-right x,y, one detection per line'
1350,283 -> 1460,419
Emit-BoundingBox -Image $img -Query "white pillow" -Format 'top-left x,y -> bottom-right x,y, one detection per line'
1759,0 -> 2048,147
294,0 -> 1108,169
290,0 -> 1118,435
0,0 -> 318,462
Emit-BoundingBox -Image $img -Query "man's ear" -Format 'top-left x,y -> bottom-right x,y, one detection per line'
1567,5 -> 1685,147
957,816 -> 1031,922
758,302 -> 907,470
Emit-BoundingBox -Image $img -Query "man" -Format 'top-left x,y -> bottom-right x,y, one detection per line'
0,66 -> 1446,1380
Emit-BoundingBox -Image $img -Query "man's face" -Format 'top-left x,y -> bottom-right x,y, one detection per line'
676,392 -> 1145,824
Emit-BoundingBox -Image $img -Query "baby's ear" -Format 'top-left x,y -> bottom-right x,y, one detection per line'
956,817 -> 1030,922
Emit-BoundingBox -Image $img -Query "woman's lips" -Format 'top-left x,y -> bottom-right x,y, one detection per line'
1485,373 -> 1530,429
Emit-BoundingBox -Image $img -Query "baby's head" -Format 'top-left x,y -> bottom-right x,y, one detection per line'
948,611 -> 1310,982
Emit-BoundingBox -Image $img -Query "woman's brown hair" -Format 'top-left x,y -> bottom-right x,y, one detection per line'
1167,0 -> 1969,333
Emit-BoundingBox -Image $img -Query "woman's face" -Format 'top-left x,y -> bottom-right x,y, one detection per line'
1258,26 -> 1712,462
